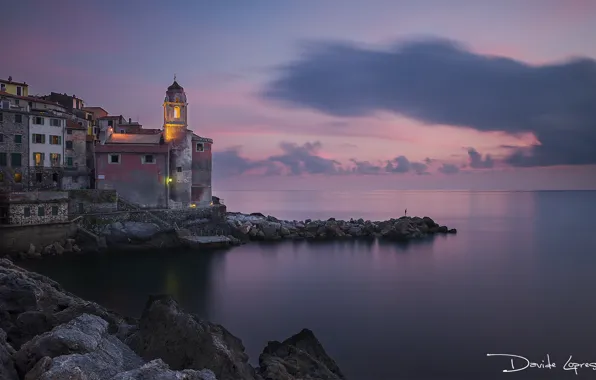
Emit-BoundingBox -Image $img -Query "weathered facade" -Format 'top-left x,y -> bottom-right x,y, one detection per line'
62,119 -> 90,189
0,109 -> 29,192
0,191 -> 69,225
94,79 -> 213,209
28,110 -> 66,190
95,134 -> 170,208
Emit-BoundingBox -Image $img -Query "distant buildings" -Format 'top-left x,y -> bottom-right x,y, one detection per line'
0,75 -> 214,219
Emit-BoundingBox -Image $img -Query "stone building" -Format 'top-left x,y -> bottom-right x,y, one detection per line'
0,108 -> 29,192
62,119 -> 90,189
94,79 -> 213,208
28,110 -> 67,190
0,191 -> 69,225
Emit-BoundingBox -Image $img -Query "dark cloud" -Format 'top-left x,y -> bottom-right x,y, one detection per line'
438,163 -> 460,175
213,141 -> 340,177
468,148 -> 494,168
350,159 -> 382,174
385,156 -> 429,175
263,38 -> 596,167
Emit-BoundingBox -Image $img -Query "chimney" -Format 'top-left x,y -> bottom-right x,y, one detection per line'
8,76 -> 12,82
129,118 -> 132,123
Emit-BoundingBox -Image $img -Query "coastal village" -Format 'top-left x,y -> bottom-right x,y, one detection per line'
0,75 -> 455,257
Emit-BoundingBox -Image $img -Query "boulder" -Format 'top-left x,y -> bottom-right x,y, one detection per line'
258,329 -> 345,380
52,242 -> 65,256
0,328 -> 18,380
110,359 -> 217,380
126,295 -> 258,380
14,314 -> 144,377
0,259 -> 131,351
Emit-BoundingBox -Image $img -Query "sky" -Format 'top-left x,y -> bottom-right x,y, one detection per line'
3,0 -> 596,190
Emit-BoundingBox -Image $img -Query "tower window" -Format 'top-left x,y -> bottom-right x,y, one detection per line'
174,106 -> 180,119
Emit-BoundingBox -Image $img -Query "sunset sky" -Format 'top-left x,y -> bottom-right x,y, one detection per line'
4,0 -> 596,190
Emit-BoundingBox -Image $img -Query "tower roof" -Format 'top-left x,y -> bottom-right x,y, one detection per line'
167,80 -> 183,91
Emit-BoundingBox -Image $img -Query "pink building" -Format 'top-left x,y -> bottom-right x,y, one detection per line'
94,80 -> 213,208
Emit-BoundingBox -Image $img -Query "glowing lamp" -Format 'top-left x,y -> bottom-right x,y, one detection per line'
190,203 -> 196,208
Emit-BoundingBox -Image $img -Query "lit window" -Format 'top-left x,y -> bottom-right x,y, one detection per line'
49,135 -> 61,145
174,106 -> 180,119
50,153 -> 61,166
33,152 -> 44,166
14,173 -> 22,182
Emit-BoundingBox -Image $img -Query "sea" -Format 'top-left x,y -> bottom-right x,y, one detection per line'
20,190 -> 596,380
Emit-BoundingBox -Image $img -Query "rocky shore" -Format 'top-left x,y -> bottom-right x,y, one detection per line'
7,209 -> 457,260
0,258 -> 346,380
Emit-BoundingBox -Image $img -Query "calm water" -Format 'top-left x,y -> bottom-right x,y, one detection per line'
21,190 -> 596,380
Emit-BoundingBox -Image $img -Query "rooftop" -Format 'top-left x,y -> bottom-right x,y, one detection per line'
66,119 -> 87,130
167,80 -> 183,91
0,91 -> 63,107
107,133 -> 163,145
0,78 -> 27,87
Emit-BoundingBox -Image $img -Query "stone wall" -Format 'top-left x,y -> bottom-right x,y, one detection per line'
0,220 -> 78,254
63,127 -> 89,189
68,189 -> 118,215
9,202 -> 69,225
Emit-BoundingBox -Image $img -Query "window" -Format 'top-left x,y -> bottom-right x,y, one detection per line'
0,84 -> 5,91
14,173 -> 22,182
15,114 -> 22,123
107,120 -> 113,127
38,206 -> 44,217
174,106 -> 180,119
50,135 -> 62,145
66,141 -> 73,149
50,118 -> 61,127
176,166 -> 182,173
66,157 -> 73,167
14,135 -> 22,144
0,172 -> 3,182
52,206 -> 58,216
24,207 -> 30,217
16,87 -> 22,96
93,127 -> 98,135
0,134 -> 3,143
120,129 -> 125,134
33,152 -> 44,166
195,143 -> 204,152
109,154 -> 120,164
78,203 -> 84,214
0,153 -> 6,166
66,129 -> 72,135
0,113 -> 2,122
142,155 -> 154,164
50,153 -> 61,166
32,134 -> 45,144
52,173 -> 59,182
11,153 -> 21,167
33,117 -> 44,125
35,173 -> 43,182
15,99 -> 20,106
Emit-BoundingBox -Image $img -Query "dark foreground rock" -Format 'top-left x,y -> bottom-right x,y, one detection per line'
227,213 -> 457,243
259,329 -> 346,380
0,259 -> 345,380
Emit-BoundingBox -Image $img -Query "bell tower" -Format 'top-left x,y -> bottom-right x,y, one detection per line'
163,75 -> 188,143
163,76 -> 192,208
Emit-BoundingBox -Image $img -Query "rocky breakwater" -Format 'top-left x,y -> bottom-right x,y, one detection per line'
0,258 -> 346,380
227,212 -> 457,243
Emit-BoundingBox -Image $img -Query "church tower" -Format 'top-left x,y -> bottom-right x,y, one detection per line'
163,77 -> 192,208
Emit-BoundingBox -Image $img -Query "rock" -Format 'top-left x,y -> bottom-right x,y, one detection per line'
126,295 -> 257,380
73,244 -> 82,253
24,356 -> 51,380
448,228 -> 458,234
27,244 -> 36,257
0,328 -> 18,380
259,328 -> 345,380
15,314 -> 143,379
53,242 -> 65,256
0,259 -> 131,351
110,359 -> 217,380
97,237 -> 108,249
42,245 -> 54,256
437,226 -> 448,233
